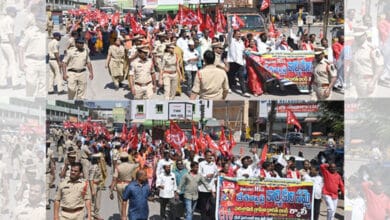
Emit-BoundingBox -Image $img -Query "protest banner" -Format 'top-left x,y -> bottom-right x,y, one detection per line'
246,52 -> 315,94
216,177 -> 314,220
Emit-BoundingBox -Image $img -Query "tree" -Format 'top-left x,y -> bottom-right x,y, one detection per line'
318,101 -> 344,138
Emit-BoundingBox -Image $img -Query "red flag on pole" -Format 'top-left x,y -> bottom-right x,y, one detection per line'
260,0 -> 270,11
232,14 -> 245,30
196,131 -> 207,153
201,14 -> 215,38
286,109 -> 302,130
129,15 -> 146,36
205,134 -> 219,152
111,12 -> 120,26
218,127 -> 229,156
197,5 -> 203,26
128,125 -> 138,149
165,13 -> 174,29
229,130 -> 236,150
215,7 -> 226,33
260,144 -> 268,164
141,131 -> 147,145
166,120 -> 187,150
191,124 -> 197,147
121,124 -> 128,141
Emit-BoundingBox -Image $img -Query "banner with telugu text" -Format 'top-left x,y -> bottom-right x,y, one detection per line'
248,52 -> 315,93
216,177 -> 314,220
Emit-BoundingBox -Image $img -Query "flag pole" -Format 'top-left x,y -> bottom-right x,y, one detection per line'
284,113 -> 289,154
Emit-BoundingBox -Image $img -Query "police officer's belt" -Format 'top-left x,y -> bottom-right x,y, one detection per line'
61,207 -> 83,213
135,81 -> 152,86
26,55 -> 46,60
117,180 -> 131,184
163,70 -> 176,74
49,58 -> 57,60
68,68 -> 86,73
315,83 -> 330,88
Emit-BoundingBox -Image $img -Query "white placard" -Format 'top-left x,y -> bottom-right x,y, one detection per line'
169,103 -> 186,119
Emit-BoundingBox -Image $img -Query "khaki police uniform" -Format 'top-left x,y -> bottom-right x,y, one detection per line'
107,44 -> 126,88
161,51 -> 179,100
351,40 -> 384,97
89,154 -> 103,219
129,57 -> 155,99
55,179 -> 91,220
62,47 -> 91,100
312,58 -> 337,100
153,39 -> 166,72
80,145 -> 91,179
48,38 -> 64,93
46,152 -> 52,207
47,19 -> 54,37
18,24 -> 46,96
113,155 -> 139,214
0,14 -> 20,88
192,65 -> 230,100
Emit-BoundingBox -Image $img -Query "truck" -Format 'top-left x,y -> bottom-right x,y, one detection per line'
226,7 -> 266,36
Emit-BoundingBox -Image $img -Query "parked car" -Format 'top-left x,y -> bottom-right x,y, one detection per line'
287,132 -> 304,145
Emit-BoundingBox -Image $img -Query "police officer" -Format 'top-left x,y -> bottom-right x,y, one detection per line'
59,150 -> 77,181
62,37 -> 94,100
48,32 -> 65,95
89,154 -> 103,220
190,50 -> 229,100
18,15 -> 46,96
159,43 -> 182,100
109,152 -> 139,218
80,140 -> 92,180
129,45 -> 157,99
105,38 -> 126,90
47,16 -> 54,37
153,32 -> 168,72
54,163 -> 92,220
311,49 -> 337,100
351,27 -> 384,97
46,142 -> 55,210
212,42 -> 229,72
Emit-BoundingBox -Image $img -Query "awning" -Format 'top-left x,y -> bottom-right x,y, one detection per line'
143,5 -> 157,10
156,5 -> 179,12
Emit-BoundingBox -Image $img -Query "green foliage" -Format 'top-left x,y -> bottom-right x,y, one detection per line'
318,101 -> 344,137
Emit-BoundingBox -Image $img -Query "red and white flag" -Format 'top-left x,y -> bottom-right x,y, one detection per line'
260,0 -> 270,11
166,120 -> 187,150
232,14 -> 245,30
286,109 -> 302,130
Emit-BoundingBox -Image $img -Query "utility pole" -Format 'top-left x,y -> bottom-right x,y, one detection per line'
322,0 -> 330,40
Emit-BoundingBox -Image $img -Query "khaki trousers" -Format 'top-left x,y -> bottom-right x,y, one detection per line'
26,59 -> 45,97
80,158 -> 90,180
92,183 -> 102,218
163,73 -> 178,100
49,60 -> 64,92
134,83 -> 153,100
116,182 -> 129,216
109,60 -> 124,88
60,208 -> 84,220
67,71 -> 87,100
312,85 -> 332,100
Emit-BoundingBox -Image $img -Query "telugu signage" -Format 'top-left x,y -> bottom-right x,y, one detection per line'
248,52 -> 315,93
277,104 -> 319,113
168,103 -> 193,120
216,177 -> 314,219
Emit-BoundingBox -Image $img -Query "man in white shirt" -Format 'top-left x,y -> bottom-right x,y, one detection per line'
156,164 -> 178,220
236,148 -> 259,178
176,30 -> 189,53
198,150 -> 218,220
200,29 -> 212,59
302,166 -> 323,220
227,30 -> 250,97
183,39 -> 200,96
256,33 -> 272,54
156,150 -> 174,176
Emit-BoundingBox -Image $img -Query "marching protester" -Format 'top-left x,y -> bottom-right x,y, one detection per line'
320,162 -> 344,220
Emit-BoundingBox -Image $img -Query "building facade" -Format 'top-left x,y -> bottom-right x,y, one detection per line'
46,100 -> 89,123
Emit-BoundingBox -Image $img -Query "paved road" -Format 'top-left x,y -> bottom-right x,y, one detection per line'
46,142 -> 344,220
46,25 -> 344,101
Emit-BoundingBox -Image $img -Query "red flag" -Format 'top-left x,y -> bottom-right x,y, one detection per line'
174,5 -> 201,26
165,13 -> 174,29
197,5 -> 203,26
129,15 -> 146,36
286,109 -> 302,130
232,14 -> 245,30
121,124 -> 127,141
124,12 -> 132,25
260,144 -> 268,164
111,12 -> 120,26
191,124 -> 197,146
201,14 -> 215,38
260,0 -> 270,11
268,22 -> 276,37
229,130 -> 236,150
205,134 -> 219,152
141,131 -> 147,145
82,122 -> 89,136
128,125 -> 138,149
215,7 -> 226,33
196,131 -> 207,153
166,120 -> 187,150
218,127 -> 229,156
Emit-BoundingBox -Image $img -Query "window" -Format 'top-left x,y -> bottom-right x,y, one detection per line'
136,105 -> 144,113
156,104 -> 163,114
